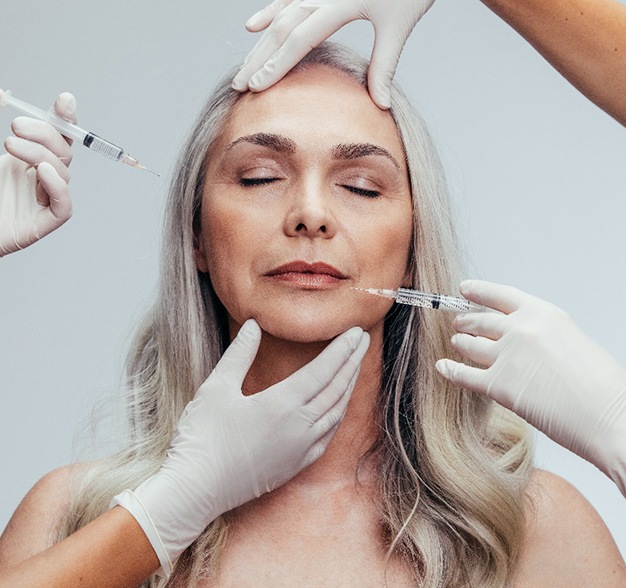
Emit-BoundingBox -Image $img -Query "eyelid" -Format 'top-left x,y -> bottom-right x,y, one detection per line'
339,172 -> 384,190
339,184 -> 381,198
239,163 -> 282,175
239,177 -> 280,186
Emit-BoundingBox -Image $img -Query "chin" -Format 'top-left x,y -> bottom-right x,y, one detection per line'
248,302 -> 389,344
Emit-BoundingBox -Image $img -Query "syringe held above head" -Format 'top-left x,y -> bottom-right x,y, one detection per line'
354,287 -> 489,313
0,90 -> 159,176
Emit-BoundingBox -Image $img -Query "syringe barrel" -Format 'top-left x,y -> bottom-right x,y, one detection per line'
396,288 -> 486,313
1,92 -> 88,143
83,133 -> 124,161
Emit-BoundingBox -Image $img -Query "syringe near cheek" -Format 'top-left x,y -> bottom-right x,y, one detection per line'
353,287 -> 489,313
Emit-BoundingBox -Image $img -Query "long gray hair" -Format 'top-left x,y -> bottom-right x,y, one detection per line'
59,43 -> 533,587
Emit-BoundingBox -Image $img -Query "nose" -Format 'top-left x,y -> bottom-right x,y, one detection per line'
283,177 -> 337,239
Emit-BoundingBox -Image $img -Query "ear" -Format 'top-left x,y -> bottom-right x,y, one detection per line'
193,220 -> 210,273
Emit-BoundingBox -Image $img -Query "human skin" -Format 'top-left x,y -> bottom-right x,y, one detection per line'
192,64 -> 420,584
190,65 -> 625,586
0,467 -> 159,587
1,65 -> 625,587
237,0 -> 626,125
481,0 -> 626,126
0,64 -> 415,586
195,64 -> 414,393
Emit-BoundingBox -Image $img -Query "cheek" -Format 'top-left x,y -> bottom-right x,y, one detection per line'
202,202 -> 252,296
359,203 -> 413,282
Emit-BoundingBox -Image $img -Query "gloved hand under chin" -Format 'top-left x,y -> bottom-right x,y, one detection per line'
112,319 -> 370,577
232,0 -> 435,109
436,279 -> 626,497
0,90 -> 76,256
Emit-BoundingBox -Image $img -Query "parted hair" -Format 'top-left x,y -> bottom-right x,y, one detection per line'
58,43 -> 533,587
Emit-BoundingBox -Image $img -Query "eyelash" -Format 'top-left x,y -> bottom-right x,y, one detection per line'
239,177 -> 279,187
238,178 -> 381,198
340,184 -> 381,198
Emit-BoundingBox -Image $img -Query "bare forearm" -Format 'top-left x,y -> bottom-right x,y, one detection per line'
0,507 -> 158,588
481,0 -> 626,126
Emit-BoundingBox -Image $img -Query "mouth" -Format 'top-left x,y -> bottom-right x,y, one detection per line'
265,261 -> 348,289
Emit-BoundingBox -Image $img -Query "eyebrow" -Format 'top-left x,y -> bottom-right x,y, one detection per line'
225,132 -> 401,170
332,143 -> 401,171
226,133 -> 296,153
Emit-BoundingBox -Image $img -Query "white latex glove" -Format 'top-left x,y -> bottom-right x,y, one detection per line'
0,90 -> 76,257
112,319 -> 370,577
435,279 -> 626,497
232,0 -> 435,108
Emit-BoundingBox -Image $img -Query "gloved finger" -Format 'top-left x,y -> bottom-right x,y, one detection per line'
11,117 -> 73,164
272,326 -> 365,404
301,364 -> 362,469
450,333 -> 497,367
435,358 -> 492,396
246,7 -> 355,92
53,92 -> 78,125
4,136 -> 70,182
245,0 -> 296,32
211,319 -> 262,389
310,355 -> 362,437
453,312 -> 505,341
459,279 -> 531,315
305,331 -> 370,419
235,3 -> 311,89
35,162 -> 72,222
233,2 -> 326,91
301,415 -> 343,470
236,34 -> 265,85
53,92 -> 78,148
233,3 -> 315,90
367,22 -> 410,109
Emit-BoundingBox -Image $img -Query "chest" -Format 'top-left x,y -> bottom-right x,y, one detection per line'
192,491 -> 416,587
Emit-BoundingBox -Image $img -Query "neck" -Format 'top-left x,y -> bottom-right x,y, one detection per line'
240,322 -> 385,487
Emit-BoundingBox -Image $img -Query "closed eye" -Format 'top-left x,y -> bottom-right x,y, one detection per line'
340,184 -> 381,198
239,177 -> 280,187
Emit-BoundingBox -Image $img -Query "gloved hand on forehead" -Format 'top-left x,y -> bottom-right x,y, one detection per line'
232,0 -> 435,109
113,319 -> 370,578
0,90 -> 76,256
436,279 -> 626,497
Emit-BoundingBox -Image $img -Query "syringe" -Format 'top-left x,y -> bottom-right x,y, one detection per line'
0,90 -> 158,176
354,287 -> 488,313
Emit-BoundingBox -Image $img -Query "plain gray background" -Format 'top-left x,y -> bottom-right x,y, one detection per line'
1,0 -> 625,559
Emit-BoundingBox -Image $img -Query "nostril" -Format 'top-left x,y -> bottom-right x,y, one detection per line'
296,223 -> 305,232
320,225 -> 326,233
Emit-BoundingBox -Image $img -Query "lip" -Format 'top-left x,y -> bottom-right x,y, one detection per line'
264,261 -> 348,289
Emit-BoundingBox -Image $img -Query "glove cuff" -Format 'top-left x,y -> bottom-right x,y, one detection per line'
110,489 -> 173,579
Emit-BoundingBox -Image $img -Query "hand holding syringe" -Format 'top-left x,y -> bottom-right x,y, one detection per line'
0,90 -> 158,175
0,89 -> 156,256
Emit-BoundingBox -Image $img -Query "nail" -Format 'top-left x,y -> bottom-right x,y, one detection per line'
345,326 -> 364,349
459,280 -> 475,296
58,93 -> 76,116
246,10 -> 264,28
378,91 -> 391,110
231,75 -> 246,91
248,73 -> 261,90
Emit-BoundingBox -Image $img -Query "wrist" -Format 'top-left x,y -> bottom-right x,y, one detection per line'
110,490 -> 173,578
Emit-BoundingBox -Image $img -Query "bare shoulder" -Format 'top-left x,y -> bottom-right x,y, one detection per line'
513,469 -> 626,587
0,463 -> 88,568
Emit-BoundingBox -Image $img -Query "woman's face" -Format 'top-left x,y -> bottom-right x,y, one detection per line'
195,65 -> 413,343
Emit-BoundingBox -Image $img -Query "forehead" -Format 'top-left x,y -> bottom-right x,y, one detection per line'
213,65 -> 407,165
